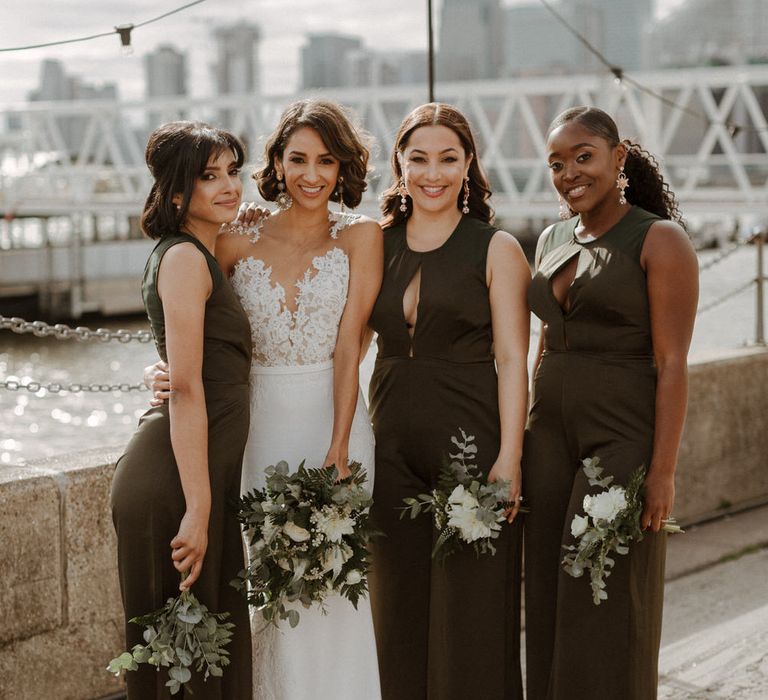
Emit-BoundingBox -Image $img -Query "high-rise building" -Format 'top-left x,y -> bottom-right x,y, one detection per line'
649,0 -> 768,67
145,45 -> 187,98
27,59 -> 118,158
301,33 -> 363,90
342,49 -> 427,88
212,23 -> 261,95
503,0 -> 653,78
437,0 -> 504,81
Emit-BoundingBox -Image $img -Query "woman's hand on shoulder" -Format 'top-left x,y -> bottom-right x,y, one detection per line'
234,201 -> 271,228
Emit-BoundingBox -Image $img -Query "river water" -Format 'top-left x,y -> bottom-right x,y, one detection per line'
0,245 -> 763,465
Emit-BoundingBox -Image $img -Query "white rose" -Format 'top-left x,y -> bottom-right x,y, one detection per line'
448,484 -> 480,511
344,570 -> 363,585
283,520 -> 311,543
583,486 -> 627,523
570,514 -> 589,538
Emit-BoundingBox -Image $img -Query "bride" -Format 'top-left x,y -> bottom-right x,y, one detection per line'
148,99 -> 383,699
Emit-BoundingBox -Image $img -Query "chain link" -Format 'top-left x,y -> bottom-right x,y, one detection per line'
0,315 -> 153,343
0,379 -> 149,394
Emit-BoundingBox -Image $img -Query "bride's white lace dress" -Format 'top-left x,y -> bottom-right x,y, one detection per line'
230,211 -> 381,700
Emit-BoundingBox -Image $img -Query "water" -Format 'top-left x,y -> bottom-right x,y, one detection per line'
0,245 -> 763,464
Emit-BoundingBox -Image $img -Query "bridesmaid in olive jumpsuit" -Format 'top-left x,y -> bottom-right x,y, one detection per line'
111,123 -> 252,699
368,104 -> 530,700
523,107 -> 698,700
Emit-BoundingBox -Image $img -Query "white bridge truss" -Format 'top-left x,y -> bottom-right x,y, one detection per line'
1,64 -> 768,222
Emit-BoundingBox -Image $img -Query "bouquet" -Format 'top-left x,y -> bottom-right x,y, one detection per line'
562,457 -> 683,605
107,582 -> 233,695
233,460 -> 375,628
400,428 -> 519,560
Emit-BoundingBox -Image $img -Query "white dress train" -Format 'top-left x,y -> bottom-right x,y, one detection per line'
230,212 -> 381,700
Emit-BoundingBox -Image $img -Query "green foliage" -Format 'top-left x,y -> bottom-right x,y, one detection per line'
562,458 -> 683,605
233,460 -> 377,628
400,428 -> 523,561
106,588 -> 234,694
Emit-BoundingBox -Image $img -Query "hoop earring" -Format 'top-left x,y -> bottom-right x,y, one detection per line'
461,177 -> 470,215
276,173 -> 292,211
336,176 -> 345,214
558,196 -> 570,221
398,178 -> 409,213
616,167 -> 629,206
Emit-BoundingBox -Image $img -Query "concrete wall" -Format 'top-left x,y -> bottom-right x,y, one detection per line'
0,349 -> 767,700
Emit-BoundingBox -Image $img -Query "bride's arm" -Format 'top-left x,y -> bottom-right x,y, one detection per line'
323,220 -> 384,477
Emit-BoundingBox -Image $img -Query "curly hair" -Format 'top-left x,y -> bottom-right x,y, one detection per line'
141,121 -> 245,240
254,99 -> 370,209
547,106 -> 684,226
380,103 -> 494,227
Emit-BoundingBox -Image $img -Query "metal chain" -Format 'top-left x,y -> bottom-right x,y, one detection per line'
0,315 -> 153,343
697,280 -> 754,315
696,240 -> 749,274
0,379 -> 149,394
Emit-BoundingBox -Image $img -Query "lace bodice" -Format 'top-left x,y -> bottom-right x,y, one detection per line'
230,212 -> 360,367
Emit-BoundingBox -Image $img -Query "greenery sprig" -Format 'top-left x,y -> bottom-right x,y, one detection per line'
107,580 -> 234,694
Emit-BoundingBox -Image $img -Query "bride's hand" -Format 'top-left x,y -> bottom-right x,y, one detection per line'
234,201 -> 271,228
144,360 -> 170,406
323,448 -> 352,481
487,458 -> 523,523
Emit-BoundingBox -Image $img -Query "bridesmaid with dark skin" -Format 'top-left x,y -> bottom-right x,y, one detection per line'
366,103 -> 530,700
523,106 -> 699,700
111,121 -> 252,699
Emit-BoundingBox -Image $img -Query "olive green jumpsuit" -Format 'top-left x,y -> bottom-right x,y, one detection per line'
524,206 -> 667,700
111,233 -> 252,699
368,216 -> 523,700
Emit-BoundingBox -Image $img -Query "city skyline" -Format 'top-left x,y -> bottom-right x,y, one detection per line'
0,0 -> 686,105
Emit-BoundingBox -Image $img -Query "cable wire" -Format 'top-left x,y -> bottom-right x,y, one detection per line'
0,0 -> 207,53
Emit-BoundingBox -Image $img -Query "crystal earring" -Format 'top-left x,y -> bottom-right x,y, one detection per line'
558,196 -> 570,221
276,173 -> 292,211
337,176 -> 345,214
461,176 -> 470,215
398,177 -> 409,213
616,167 -> 629,205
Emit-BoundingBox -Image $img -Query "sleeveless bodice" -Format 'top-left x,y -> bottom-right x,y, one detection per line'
230,211 -> 360,367
368,215 -> 497,363
528,206 -> 661,355
142,232 -> 252,384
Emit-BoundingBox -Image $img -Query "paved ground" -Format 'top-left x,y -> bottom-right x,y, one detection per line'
659,506 -> 768,699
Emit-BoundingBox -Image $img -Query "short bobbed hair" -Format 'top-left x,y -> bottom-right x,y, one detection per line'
254,99 -> 370,209
380,102 -> 494,227
141,121 -> 245,240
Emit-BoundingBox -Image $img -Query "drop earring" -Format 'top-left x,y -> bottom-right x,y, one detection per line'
461,176 -> 470,215
616,167 -> 629,205
558,196 -> 570,221
337,176 -> 345,214
276,173 -> 292,210
399,177 -> 409,213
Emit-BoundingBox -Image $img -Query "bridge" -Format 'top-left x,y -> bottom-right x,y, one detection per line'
1,64 -> 767,315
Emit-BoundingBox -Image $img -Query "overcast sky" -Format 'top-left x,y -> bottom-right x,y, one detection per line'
0,0 -> 685,106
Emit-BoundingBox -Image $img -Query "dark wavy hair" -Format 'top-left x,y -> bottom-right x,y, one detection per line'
380,102 -> 494,228
141,121 -> 245,240
254,99 -> 370,209
547,106 -> 683,225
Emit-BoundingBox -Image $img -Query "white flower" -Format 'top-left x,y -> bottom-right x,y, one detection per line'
321,543 -> 353,580
344,570 -> 363,585
448,484 -> 480,510
283,520 -> 311,543
583,486 -> 627,523
570,514 -> 589,538
313,506 -> 356,543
